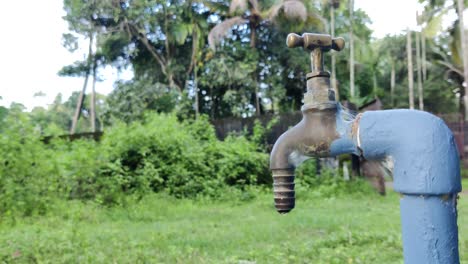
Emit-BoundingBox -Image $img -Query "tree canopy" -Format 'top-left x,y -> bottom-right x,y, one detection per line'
2,0 -> 465,134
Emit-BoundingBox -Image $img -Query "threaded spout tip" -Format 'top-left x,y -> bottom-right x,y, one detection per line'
272,169 -> 295,214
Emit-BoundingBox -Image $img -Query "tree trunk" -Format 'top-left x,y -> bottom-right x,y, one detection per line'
391,61 -> 395,107
254,80 -> 260,116
250,23 -> 256,49
90,58 -> 97,132
194,64 -> 199,119
210,87 -> 215,119
349,0 -> 355,98
189,27 -> 200,119
71,33 -> 93,134
457,0 -> 468,120
421,30 -> 427,81
250,23 -> 260,115
270,96 -> 275,113
330,3 -> 338,100
460,83 -> 466,121
416,31 -> 424,110
406,29 -> 415,109
373,73 -> 378,96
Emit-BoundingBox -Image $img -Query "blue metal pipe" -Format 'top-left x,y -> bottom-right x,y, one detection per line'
355,110 -> 460,195
270,32 -> 461,262
400,194 -> 459,263
336,109 -> 461,264
271,106 -> 462,263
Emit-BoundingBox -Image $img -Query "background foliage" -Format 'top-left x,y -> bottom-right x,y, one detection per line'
0,111 -> 274,217
1,1 -> 468,261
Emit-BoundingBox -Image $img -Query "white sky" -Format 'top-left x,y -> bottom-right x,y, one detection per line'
0,0 -> 463,110
0,0 -> 129,110
355,0 -> 421,38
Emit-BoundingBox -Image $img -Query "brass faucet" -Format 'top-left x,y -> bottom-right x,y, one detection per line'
271,32 -> 462,263
270,33 -> 346,213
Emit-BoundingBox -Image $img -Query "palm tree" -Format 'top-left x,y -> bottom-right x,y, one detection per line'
415,12 -> 424,110
329,0 -> 340,99
415,30 -> 424,110
376,35 -> 405,108
391,60 -> 395,107
457,0 -> 468,119
208,0 -> 326,115
71,33 -> 94,134
349,0 -> 355,98
407,29 -> 415,109
185,1 -> 208,118
419,0 -> 467,118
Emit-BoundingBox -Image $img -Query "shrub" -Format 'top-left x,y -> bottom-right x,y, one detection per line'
0,110 -> 61,217
51,139 -> 107,200
215,135 -> 270,186
295,159 -> 376,199
99,113 -> 270,201
0,109 -> 374,216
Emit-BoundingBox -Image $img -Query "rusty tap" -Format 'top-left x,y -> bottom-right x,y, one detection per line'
270,33 -> 347,213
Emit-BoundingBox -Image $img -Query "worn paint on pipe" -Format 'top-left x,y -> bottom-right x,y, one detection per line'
355,109 -> 461,264
357,110 -> 461,195
400,194 -> 459,264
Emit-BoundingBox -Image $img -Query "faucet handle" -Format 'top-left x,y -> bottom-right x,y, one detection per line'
286,33 -> 345,52
286,33 -> 345,74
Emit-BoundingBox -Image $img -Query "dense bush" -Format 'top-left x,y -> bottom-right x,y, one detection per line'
295,159 -> 376,198
0,109 -> 61,217
52,139 -> 106,201
99,114 -> 270,201
0,110 -> 375,218
0,112 -> 271,217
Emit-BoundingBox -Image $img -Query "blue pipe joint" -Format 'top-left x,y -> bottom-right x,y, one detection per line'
357,110 -> 461,195
356,110 -> 461,264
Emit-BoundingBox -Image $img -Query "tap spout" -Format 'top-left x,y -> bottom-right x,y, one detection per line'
270,106 -> 348,213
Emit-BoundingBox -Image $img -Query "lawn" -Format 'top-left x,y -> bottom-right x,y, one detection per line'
0,182 -> 467,264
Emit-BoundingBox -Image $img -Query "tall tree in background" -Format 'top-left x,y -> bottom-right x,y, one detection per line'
94,0 -> 211,93
416,11 -> 426,111
63,0 -> 214,121
422,30 -> 427,81
329,0 -> 340,99
457,0 -> 468,119
349,0 -> 355,98
416,30 -> 424,110
391,58 -> 396,107
208,0 -> 325,115
71,35 -> 94,134
186,2 -> 207,118
375,35 -> 406,108
56,0 -> 461,123
90,42 -> 98,132
419,0 -> 468,118
407,29 -> 415,109
326,3 -> 373,105
61,0 -> 110,133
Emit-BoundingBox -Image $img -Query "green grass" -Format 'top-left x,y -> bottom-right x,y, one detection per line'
1,185 -> 468,263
